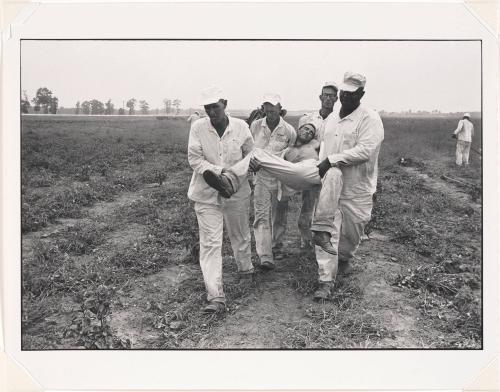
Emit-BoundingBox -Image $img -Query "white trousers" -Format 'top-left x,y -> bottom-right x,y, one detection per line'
194,198 -> 253,303
456,140 -> 471,165
314,195 -> 373,282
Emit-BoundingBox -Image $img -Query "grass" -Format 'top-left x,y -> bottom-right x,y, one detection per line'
21,113 -> 482,349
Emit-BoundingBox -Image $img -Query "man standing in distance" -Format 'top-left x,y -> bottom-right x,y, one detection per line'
297,82 -> 339,249
187,87 -> 255,313
452,113 -> 475,166
250,93 -> 297,270
311,72 -> 384,300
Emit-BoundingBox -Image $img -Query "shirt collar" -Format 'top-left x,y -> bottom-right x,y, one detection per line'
207,115 -> 233,136
263,116 -> 285,131
338,104 -> 364,122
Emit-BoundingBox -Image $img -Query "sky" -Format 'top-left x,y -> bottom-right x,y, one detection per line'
21,40 -> 481,113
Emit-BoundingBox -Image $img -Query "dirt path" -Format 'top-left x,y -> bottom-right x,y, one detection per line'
22,165 -> 477,349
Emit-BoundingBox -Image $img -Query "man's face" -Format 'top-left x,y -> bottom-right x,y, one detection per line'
339,88 -> 365,110
263,102 -> 281,123
319,86 -> 338,110
297,124 -> 316,143
204,100 -> 227,121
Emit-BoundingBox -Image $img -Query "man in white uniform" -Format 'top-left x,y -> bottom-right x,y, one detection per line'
187,87 -> 254,313
311,72 -> 385,300
297,82 -> 339,249
250,94 -> 296,270
452,113 -> 474,166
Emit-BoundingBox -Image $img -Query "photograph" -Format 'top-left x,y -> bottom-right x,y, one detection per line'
20,39 -> 482,350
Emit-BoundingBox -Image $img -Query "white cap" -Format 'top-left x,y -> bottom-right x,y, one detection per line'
262,93 -> 281,106
323,81 -> 339,91
340,71 -> 366,92
463,112 -> 471,118
200,86 -> 226,106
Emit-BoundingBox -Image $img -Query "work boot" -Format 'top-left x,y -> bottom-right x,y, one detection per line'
313,281 -> 334,301
338,259 -> 353,275
258,260 -> 276,271
201,300 -> 226,314
203,170 -> 234,198
312,231 -> 337,255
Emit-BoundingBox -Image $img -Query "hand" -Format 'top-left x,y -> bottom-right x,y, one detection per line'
451,134 -> 457,139
317,158 -> 332,178
249,157 -> 261,172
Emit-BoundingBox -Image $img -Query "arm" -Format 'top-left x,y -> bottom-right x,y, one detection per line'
187,124 -> 223,175
241,123 -> 255,158
327,114 -> 384,166
453,120 -> 463,135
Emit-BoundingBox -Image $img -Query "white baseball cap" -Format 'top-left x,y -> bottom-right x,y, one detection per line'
340,71 -> 366,92
200,86 -> 226,106
262,93 -> 281,106
463,112 -> 471,118
323,81 -> 339,91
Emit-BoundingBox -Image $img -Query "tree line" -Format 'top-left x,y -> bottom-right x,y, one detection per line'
21,87 -> 183,115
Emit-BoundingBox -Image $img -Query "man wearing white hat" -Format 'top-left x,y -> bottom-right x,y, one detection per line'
297,82 -> 339,249
187,86 -> 255,313
250,93 -> 297,270
452,113 -> 474,166
311,71 -> 384,300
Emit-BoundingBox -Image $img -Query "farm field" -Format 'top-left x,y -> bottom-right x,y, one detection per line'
21,113 -> 482,349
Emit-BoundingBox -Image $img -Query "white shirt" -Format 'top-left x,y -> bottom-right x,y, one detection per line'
187,116 -> 254,205
319,104 -> 384,199
250,117 -> 296,185
454,119 -> 474,142
187,113 -> 201,125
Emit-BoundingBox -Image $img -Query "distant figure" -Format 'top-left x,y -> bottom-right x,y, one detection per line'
187,111 -> 201,125
452,113 -> 474,166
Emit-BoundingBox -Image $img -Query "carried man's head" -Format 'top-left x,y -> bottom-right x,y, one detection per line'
320,81 -> 339,110
339,71 -> 366,111
201,86 -> 227,121
262,93 -> 282,123
297,123 -> 316,144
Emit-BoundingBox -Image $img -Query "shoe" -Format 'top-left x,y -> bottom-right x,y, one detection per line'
312,231 -> 337,255
238,272 -> 254,284
203,170 -> 234,198
259,261 -> 276,271
201,301 -> 226,314
338,259 -> 353,275
313,282 -> 334,301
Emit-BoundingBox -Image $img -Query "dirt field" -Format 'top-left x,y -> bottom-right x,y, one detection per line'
21,113 -> 482,349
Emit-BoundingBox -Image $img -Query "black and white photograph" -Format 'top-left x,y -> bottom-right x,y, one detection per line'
20,38 -> 483,350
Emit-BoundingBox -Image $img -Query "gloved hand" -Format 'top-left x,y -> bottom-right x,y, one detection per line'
249,157 -> 261,172
317,158 -> 332,178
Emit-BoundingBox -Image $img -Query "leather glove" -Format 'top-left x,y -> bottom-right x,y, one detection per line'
249,157 -> 261,172
317,158 -> 332,178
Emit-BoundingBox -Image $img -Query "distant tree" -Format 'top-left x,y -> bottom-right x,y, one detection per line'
90,99 -> 105,115
75,101 -> 81,115
172,99 -> 181,115
104,99 -> 115,115
20,90 -> 31,113
139,100 -> 149,115
81,101 -> 91,115
49,96 -> 58,114
32,87 -> 54,114
118,107 -> 125,115
126,98 -> 136,115
163,98 -> 172,114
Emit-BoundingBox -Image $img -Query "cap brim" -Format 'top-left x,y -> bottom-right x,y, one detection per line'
200,97 -> 222,106
339,83 -> 360,92
262,100 -> 280,106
